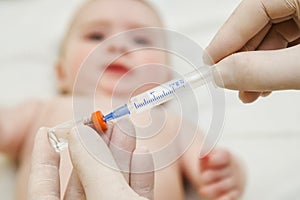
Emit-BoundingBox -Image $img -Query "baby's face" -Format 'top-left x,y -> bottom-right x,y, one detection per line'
57,0 -> 170,96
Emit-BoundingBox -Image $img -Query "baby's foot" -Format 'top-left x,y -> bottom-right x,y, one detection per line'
198,148 -> 246,200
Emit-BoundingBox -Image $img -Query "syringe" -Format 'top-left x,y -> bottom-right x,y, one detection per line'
48,110 -> 108,152
47,66 -> 216,152
103,66 -> 216,121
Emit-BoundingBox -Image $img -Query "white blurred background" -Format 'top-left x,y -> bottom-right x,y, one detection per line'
1,0 -> 300,199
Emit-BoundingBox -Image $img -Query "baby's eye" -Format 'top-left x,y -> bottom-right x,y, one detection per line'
133,37 -> 151,46
87,33 -> 104,41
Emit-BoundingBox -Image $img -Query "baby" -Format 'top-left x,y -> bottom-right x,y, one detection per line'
0,0 -> 246,199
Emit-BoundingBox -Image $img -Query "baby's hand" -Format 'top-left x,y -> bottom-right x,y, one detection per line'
199,148 -> 245,200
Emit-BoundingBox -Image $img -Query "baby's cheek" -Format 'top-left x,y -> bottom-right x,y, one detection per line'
136,49 -> 167,63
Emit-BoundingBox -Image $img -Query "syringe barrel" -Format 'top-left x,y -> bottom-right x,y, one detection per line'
127,66 -> 214,114
183,66 -> 214,88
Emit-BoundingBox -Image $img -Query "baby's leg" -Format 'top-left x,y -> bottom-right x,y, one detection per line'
199,148 -> 246,200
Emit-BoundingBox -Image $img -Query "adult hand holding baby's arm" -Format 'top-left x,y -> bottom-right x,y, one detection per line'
28,121 -> 153,200
206,0 -> 300,103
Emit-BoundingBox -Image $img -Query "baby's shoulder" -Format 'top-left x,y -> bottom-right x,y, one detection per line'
6,96 -> 73,119
35,96 -> 73,119
42,95 -> 72,108
22,96 -> 74,129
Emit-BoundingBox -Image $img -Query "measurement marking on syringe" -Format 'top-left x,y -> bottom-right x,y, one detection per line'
104,67 -> 214,122
133,79 -> 185,109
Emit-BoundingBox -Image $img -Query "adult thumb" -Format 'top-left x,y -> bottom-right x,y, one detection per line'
213,45 -> 300,91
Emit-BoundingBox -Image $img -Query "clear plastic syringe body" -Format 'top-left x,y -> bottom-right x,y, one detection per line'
104,66 -> 215,121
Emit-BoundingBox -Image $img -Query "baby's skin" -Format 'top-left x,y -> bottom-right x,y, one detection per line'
0,95 -> 245,200
0,0 -> 246,199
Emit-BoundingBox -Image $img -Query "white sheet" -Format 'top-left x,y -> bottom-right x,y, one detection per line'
1,0 -> 300,199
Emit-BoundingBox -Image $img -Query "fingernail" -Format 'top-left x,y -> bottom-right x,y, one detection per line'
211,64 -> 225,88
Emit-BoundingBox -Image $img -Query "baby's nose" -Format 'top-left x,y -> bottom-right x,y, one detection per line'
107,38 -> 129,54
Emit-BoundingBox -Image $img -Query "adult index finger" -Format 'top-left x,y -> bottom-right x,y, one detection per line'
68,125 -> 143,199
206,0 -> 297,63
214,45 -> 300,91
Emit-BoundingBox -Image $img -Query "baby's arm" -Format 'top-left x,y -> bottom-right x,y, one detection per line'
179,129 -> 246,199
0,100 -> 41,156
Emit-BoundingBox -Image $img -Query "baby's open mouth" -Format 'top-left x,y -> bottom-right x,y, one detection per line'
105,63 -> 130,75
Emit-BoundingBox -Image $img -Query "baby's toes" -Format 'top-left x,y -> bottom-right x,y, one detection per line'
201,166 -> 231,185
201,148 -> 232,170
208,149 -> 232,169
199,177 -> 235,200
216,189 -> 240,200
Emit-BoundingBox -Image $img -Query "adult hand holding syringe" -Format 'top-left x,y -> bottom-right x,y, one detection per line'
205,0 -> 300,103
